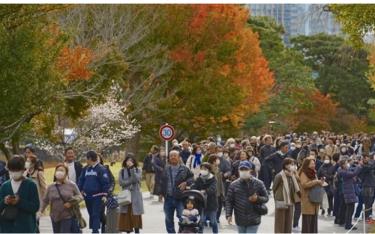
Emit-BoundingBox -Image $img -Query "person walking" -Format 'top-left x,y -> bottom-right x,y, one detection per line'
118,155 -> 144,233
78,151 -> 110,233
40,164 -> 83,233
226,161 -> 269,233
299,158 -> 324,233
259,135 -> 276,192
192,163 -> 218,233
161,150 -> 194,233
272,158 -> 300,233
0,156 -> 40,233
317,155 -> 335,216
64,147 -> 83,184
143,146 -> 157,198
186,144 -> 204,179
208,155 -> 226,223
152,147 -> 166,202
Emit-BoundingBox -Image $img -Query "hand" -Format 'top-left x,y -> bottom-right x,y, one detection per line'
178,182 -> 187,191
10,195 -> 19,205
200,190 -> 206,194
227,216 -> 232,225
4,195 -> 13,205
36,211 -> 42,219
102,196 -> 107,203
81,191 -> 86,197
249,194 -> 258,203
64,202 -> 72,209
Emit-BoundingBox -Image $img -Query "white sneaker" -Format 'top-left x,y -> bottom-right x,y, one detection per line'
292,227 -> 301,233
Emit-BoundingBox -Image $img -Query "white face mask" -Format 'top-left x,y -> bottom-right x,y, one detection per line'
346,163 -> 351,169
239,170 -> 251,179
230,144 -> 235,148
324,160 -> 330,164
341,148 -> 347,154
25,161 -> 31,169
290,146 -> 296,151
200,170 -> 209,177
55,171 -> 66,180
217,152 -> 223,157
9,171 -> 23,181
215,159 -> 221,165
286,165 -> 295,172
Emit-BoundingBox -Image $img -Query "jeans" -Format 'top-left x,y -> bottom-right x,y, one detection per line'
164,196 -> 184,233
293,202 -> 301,228
85,197 -> 103,233
52,218 -> 80,233
237,224 -> 259,233
200,210 -> 218,233
345,203 -> 355,229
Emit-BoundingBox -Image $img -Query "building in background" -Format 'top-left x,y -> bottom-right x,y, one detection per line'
247,4 -> 341,44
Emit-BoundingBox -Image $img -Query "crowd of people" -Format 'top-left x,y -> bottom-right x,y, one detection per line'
0,131 -> 374,234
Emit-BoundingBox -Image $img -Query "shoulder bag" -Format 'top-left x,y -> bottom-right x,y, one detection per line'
55,184 -> 87,229
118,169 -> 132,205
308,185 -> 324,204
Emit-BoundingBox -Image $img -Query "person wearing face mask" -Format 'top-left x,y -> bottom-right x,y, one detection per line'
152,147 -> 166,203
78,151 -> 110,233
226,161 -> 269,233
186,144 -> 204,179
338,159 -> 363,230
0,156 -> 40,233
272,158 -> 300,233
317,156 -> 335,216
192,163 -> 218,233
24,151 -> 47,232
40,164 -> 83,233
358,154 -> 375,224
208,155 -> 226,224
118,155 -> 144,233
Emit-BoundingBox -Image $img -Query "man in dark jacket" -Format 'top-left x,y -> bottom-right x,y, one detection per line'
258,135 -> 276,192
143,146 -> 157,198
78,151 -> 110,233
264,141 -> 289,176
226,161 -> 269,233
359,154 -> 375,224
161,150 -> 194,233
64,147 -> 83,184
180,140 -> 191,164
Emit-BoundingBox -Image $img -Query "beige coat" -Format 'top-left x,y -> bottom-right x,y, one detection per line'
299,172 -> 320,215
25,169 -> 47,210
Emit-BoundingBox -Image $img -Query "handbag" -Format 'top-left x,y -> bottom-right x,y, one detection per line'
275,200 -> 289,209
117,189 -> 131,205
55,184 -> 87,230
106,194 -> 119,209
0,205 -> 18,221
254,203 -> 268,215
308,185 -> 324,204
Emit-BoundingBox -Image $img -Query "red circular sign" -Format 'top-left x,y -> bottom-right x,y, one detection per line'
159,124 -> 175,141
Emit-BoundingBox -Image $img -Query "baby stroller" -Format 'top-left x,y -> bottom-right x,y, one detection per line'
178,190 -> 207,233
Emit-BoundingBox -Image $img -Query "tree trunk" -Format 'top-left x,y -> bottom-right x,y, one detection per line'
0,143 -> 12,161
11,136 -> 20,154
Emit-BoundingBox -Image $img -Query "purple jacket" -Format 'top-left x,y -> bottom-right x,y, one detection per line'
338,166 -> 362,204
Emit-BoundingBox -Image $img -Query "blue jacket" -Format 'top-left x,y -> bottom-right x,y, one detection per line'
78,163 -> 110,198
338,166 -> 362,204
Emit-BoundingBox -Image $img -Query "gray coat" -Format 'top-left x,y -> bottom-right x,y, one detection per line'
118,167 -> 144,215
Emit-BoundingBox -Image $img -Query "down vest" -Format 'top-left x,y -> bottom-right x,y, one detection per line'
225,177 -> 269,226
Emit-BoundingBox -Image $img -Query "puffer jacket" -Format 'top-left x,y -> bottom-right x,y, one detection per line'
161,164 -> 194,199
225,177 -> 269,226
192,175 -> 217,212
338,166 -> 362,204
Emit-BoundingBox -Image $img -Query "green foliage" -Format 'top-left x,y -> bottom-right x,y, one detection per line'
291,33 -> 374,116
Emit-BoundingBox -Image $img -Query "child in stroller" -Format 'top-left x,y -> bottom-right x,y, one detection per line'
178,190 -> 207,233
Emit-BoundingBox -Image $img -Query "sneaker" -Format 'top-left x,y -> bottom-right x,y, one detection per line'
366,219 -> 375,225
292,227 -> 301,233
345,225 -> 357,230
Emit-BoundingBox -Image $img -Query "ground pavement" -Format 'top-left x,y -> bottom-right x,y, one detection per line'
40,192 -> 368,233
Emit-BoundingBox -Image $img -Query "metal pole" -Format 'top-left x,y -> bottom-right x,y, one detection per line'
165,140 -> 168,159
363,203 -> 366,233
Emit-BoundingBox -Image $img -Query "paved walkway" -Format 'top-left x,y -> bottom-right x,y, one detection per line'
40,192 -> 368,233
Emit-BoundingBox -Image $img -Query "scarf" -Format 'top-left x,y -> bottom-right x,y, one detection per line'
304,168 -> 316,180
193,154 -> 202,168
280,170 -> 300,205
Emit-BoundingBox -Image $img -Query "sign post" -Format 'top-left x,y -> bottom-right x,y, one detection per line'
159,123 -> 175,157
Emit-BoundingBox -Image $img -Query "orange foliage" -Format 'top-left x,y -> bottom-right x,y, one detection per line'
293,90 -> 337,132
57,46 -> 94,81
168,5 -> 274,128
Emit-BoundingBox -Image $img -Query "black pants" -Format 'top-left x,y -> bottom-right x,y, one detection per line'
324,188 -> 334,214
363,187 -> 375,219
293,202 -> 301,228
335,195 -> 346,225
345,203 -> 355,229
